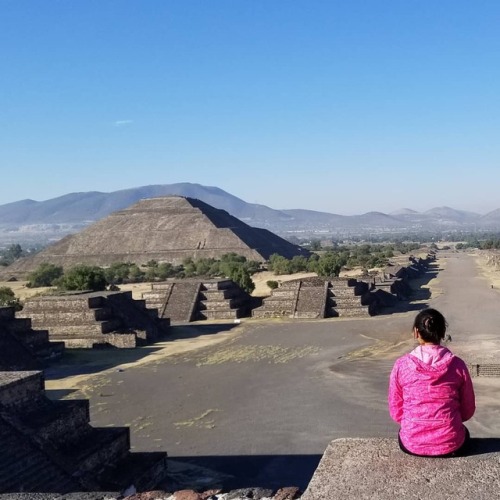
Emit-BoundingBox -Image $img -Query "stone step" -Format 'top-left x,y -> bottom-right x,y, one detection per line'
0,307 -> 16,320
201,280 -> 233,291
20,399 -> 91,447
197,309 -> 241,320
198,298 -> 239,309
0,372 -> 45,411
198,289 -> 240,300
22,295 -> 105,313
252,308 -> 291,318
60,332 -> 138,349
26,308 -> 115,326
98,451 -> 167,492
10,328 -> 50,347
269,290 -> 297,298
150,283 -> 174,291
142,291 -> 167,300
4,317 -> 32,331
261,298 -> 295,308
328,289 -> 356,298
294,311 -> 323,319
41,319 -> 123,336
59,426 -> 130,476
334,306 -> 371,317
0,418 -> 77,493
31,341 -> 66,362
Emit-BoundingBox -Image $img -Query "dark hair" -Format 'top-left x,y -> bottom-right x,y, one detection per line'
413,308 -> 447,344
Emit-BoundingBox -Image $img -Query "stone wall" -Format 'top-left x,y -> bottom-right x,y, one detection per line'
0,307 -> 64,368
0,371 -> 167,494
144,279 -> 251,323
302,438 -> 500,500
19,291 -> 169,349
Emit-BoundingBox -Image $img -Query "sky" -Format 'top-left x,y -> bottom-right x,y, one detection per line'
1,1 -> 500,215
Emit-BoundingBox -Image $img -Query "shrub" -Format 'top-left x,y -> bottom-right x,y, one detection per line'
27,263 -> 64,287
266,280 -> 279,290
57,265 -> 107,291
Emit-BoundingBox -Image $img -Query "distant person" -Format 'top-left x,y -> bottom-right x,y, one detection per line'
388,308 -> 475,457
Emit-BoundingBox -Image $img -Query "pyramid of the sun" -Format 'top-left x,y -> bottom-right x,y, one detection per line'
5,196 -> 309,276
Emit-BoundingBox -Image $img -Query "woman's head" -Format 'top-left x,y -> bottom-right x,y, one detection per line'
413,308 -> 447,344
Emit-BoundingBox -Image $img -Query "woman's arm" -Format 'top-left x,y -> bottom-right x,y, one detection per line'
460,365 -> 476,422
388,361 -> 403,423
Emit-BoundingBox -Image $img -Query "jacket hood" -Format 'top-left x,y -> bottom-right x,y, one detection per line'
409,344 -> 454,372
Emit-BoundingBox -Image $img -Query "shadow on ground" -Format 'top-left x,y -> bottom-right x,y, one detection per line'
467,438 -> 500,456
377,265 -> 441,316
162,454 -> 322,492
43,323 -> 239,382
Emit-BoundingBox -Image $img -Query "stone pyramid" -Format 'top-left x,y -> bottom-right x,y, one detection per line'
5,196 -> 309,276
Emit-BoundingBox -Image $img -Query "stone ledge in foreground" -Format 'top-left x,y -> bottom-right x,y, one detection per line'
302,437 -> 500,500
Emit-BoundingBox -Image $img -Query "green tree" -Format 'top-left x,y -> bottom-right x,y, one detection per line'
268,254 -> 291,275
0,286 -> 22,310
0,244 -> 24,265
310,240 -> 321,251
104,262 -> 132,284
27,263 -> 64,287
157,262 -> 175,280
230,266 -> 255,293
57,265 -> 107,291
316,252 -> 342,277
128,264 -> 145,282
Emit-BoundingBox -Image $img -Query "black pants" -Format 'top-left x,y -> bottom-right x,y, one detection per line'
398,427 -> 470,458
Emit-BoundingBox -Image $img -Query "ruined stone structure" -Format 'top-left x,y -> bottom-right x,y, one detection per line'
302,438 -> 500,500
143,279 -> 252,323
377,253 -> 437,301
3,196 -> 310,278
19,291 -> 169,348
0,371 -> 167,494
252,277 -> 374,319
0,306 -> 64,370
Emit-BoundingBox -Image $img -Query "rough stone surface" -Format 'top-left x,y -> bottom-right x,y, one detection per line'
302,438 -> 500,500
273,487 -> 300,500
173,491 -> 203,500
226,488 -> 274,499
3,196 -> 309,277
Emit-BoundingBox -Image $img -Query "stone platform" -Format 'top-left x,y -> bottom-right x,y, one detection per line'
302,438 -> 500,500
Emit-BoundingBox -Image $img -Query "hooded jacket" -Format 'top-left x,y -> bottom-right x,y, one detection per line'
388,344 -> 475,456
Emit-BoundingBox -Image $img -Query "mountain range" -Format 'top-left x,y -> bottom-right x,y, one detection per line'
1,183 -> 499,245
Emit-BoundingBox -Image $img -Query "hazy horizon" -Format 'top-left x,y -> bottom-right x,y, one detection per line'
1,183 -> 499,218
2,1 -> 499,214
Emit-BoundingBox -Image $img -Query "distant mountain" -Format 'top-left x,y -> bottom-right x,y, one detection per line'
423,206 -> 480,223
390,208 -> 419,216
0,184 -> 287,224
0,183 -> 499,245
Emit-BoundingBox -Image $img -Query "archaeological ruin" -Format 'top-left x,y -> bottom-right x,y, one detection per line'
142,278 -> 253,323
18,290 -> 170,348
0,370 -> 167,493
1,196 -> 310,278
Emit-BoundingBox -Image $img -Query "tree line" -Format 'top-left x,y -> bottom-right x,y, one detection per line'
24,253 -> 259,294
268,242 -> 420,277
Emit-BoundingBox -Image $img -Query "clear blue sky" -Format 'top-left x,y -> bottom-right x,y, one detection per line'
1,1 -> 499,215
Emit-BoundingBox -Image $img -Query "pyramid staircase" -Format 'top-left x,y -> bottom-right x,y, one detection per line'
293,278 -> 329,319
251,281 -> 300,319
0,306 -> 64,367
0,371 -> 167,494
143,279 -> 251,323
19,291 -> 169,348
326,278 -> 374,317
252,277 -> 376,319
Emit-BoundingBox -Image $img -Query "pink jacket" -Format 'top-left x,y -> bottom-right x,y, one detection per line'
388,344 -> 475,456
